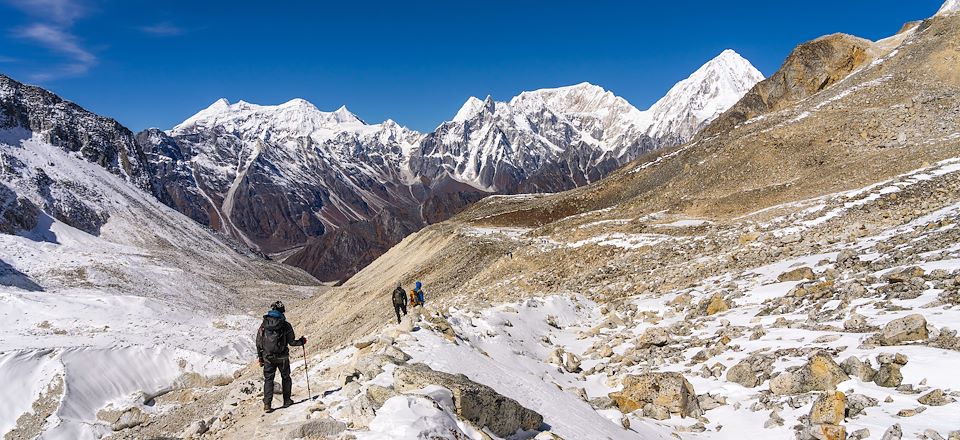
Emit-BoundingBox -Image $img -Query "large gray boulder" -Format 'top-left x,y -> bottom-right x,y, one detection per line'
769,352 -> 849,395
393,363 -> 543,437
608,372 -> 702,418
878,314 -> 928,345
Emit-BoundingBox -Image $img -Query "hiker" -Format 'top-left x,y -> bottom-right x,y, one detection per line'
392,282 -> 407,324
256,300 -> 306,411
409,287 -> 418,307
414,280 -> 426,306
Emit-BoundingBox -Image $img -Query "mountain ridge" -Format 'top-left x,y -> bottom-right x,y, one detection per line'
141,49 -> 763,281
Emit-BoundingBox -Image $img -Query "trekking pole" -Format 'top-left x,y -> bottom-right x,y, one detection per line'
302,345 -> 312,400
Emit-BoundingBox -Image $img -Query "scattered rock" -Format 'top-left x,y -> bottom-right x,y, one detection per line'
548,348 -> 582,373
895,406 -> 925,417
845,393 -> 879,418
840,356 -> 876,382
394,363 -> 543,437
366,385 -> 399,409
111,407 -> 148,431
287,417 -> 347,440
879,314 -> 929,345
765,411 -> 785,428
183,419 -> 208,439
705,294 -> 730,316
918,389 -> 956,406
809,391 -> 846,425
884,267 -> 925,284
769,352 -> 849,395
874,354 -> 907,388
608,372 -> 702,418
637,327 -> 671,348
881,424 -> 903,440
844,313 -> 874,332
779,266 -> 816,282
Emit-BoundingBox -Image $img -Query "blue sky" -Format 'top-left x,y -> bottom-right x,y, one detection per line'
0,0 -> 946,132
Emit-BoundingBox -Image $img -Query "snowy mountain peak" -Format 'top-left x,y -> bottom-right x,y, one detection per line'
644,49 -> 764,143
938,0 -> 959,15
452,96 -> 497,123
452,96 -> 485,123
172,97 -> 367,140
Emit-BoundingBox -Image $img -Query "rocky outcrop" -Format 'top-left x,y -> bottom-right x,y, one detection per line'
393,363 -> 543,437
0,74 -> 153,191
0,182 -> 39,234
703,33 -> 873,137
608,372 -> 702,419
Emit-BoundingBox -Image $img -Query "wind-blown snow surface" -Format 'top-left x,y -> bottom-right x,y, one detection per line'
0,132 -> 312,438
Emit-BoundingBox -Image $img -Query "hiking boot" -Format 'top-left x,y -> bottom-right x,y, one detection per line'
264,402 -> 272,412
282,399 -> 294,408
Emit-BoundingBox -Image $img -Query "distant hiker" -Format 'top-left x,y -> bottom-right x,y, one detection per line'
414,280 -> 426,306
256,300 -> 306,412
392,282 -> 408,324
409,287 -> 418,307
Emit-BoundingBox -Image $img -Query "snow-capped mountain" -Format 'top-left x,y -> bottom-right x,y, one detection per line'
415,50 -> 762,192
644,49 -> 764,144
143,50 -> 763,280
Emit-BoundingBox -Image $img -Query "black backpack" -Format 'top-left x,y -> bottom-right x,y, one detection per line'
392,287 -> 406,305
260,320 -> 287,357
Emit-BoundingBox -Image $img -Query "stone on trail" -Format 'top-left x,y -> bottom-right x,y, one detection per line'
393,363 -> 543,437
286,417 -> 347,440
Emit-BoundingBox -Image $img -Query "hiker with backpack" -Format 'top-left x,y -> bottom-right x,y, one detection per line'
392,282 -> 407,324
256,300 -> 306,411
413,280 -> 426,306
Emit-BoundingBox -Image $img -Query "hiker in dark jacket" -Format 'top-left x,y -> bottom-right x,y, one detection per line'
392,282 -> 408,324
255,300 -> 306,411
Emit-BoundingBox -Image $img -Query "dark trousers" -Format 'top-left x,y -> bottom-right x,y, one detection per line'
394,302 -> 407,323
263,356 -> 292,405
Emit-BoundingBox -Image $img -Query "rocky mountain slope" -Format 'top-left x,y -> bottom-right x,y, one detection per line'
0,75 -> 321,438
99,4 -> 960,440
142,51 -> 762,281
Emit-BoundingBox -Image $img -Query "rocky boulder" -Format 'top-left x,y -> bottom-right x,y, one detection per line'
393,363 -> 543,437
636,327 -> 671,348
840,356 -> 876,382
769,353 -> 849,395
608,372 -> 702,419
917,389 -> 955,406
878,314 -> 928,345
805,391 -> 847,440
779,266 -> 816,282
873,353 -> 908,388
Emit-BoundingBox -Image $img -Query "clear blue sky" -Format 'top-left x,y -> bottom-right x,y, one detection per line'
0,0 -> 946,133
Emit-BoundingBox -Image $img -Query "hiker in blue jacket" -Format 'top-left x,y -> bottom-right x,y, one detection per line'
413,281 -> 426,305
